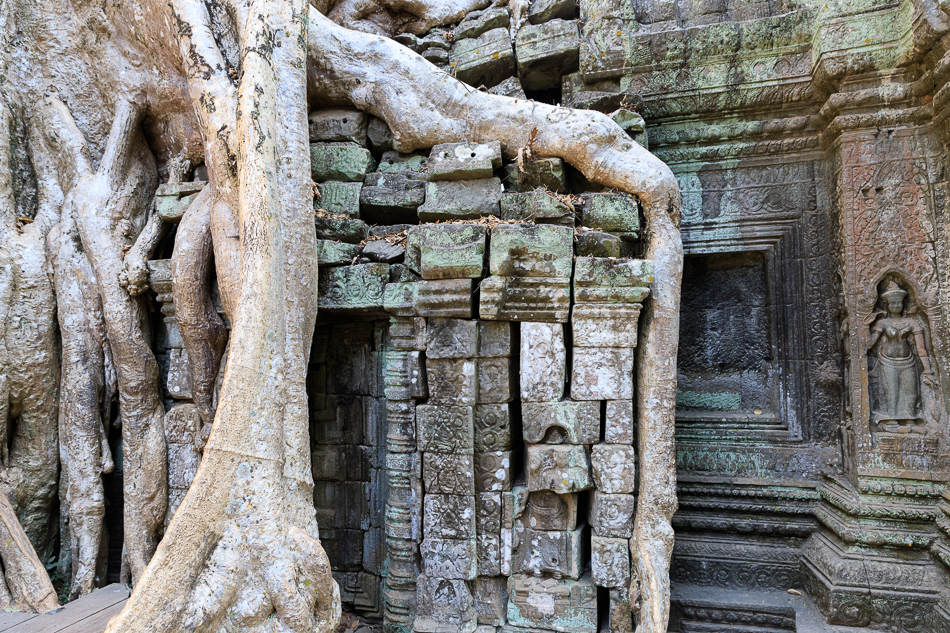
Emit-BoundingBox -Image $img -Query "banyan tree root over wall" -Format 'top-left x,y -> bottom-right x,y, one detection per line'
0,0 -> 682,631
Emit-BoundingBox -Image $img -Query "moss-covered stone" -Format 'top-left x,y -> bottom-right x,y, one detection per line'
317,181 -> 362,217
316,240 -> 361,266
450,28 -> 516,89
499,191 -> 573,224
417,178 -> 502,221
314,216 -> 369,243
310,143 -> 375,182
515,20 -> 580,91
406,224 -> 487,279
489,224 -> 573,278
581,193 -> 639,235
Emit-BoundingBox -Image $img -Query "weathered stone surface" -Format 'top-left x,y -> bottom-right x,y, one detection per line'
450,28 -> 515,89
422,48 -> 449,66
503,158 -> 567,193
604,399 -> 633,444
520,322 -> 566,402
575,230 -> 622,258
377,150 -> 427,174
575,257 -> 651,295
424,453 -> 475,495
317,181 -> 362,217
362,240 -> 405,264
528,0 -> 576,24
526,445 -> 592,494
479,276 -> 571,322
570,346 -> 633,400
522,400 -> 600,445
389,316 -> 427,351
476,492 -> 502,534
589,491 -> 635,538
366,116 -> 393,153
477,357 -> 514,404
427,357 -> 478,405
579,0 -> 629,81
406,224 -> 487,279
490,224 -> 573,278
409,350 -> 428,399
512,527 -> 584,579
417,178 -> 502,221
473,576 -> 508,626
474,404 -> 512,452
428,141 -> 502,181
314,216 -> 369,243
477,321 -> 512,358
610,108 -> 645,134
580,193 -> 640,235
360,172 -> 426,222
590,444 -> 636,494
498,191 -> 573,224
475,450 -> 512,492
427,318 -> 479,359
488,77 -> 526,99
318,263 -> 389,312
417,405 -> 475,454
591,535 -> 630,588
420,538 -> 478,580
476,532 -> 501,576
507,574 -> 597,633
571,304 -> 642,348
515,20 -> 581,91
416,278 -> 476,318
308,108 -> 368,144
502,486 -> 529,530
383,281 -> 418,316
415,574 -> 477,633
155,181 -> 205,222
456,7 -> 510,40
524,491 -> 578,531
607,588 -> 634,633
166,347 -> 193,399
311,445 -> 369,482
425,494 -> 476,540
310,142 -> 375,181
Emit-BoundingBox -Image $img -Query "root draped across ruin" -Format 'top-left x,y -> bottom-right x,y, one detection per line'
0,0 -> 682,628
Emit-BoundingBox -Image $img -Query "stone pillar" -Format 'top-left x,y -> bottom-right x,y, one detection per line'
801,88 -> 950,630
383,317 -> 426,633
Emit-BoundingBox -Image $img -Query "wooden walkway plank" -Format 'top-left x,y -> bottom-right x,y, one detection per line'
0,584 -> 129,633
0,611 -> 35,632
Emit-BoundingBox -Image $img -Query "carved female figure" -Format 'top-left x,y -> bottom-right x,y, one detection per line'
866,280 -> 937,433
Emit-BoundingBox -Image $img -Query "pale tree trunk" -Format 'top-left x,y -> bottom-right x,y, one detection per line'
36,97 -> 166,587
0,104 -> 61,566
35,99 -> 117,599
105,0 -> 339,630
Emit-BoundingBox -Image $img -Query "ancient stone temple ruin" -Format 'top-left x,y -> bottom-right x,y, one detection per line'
152,135 -> 655,632
7,0 -> 950,632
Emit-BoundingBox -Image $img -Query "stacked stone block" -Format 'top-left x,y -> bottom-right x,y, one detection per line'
299,68 -> 650,630
384,317 -> 427,633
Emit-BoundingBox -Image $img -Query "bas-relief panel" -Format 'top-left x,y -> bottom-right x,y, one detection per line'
668,155 -> 839,480
836,129 -> 950,480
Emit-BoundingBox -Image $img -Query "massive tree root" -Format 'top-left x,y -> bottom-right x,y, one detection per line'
99,5 -> 681,633
105,1 -> 341,630
0,105 -> 60,564
38,97 -> 167,587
